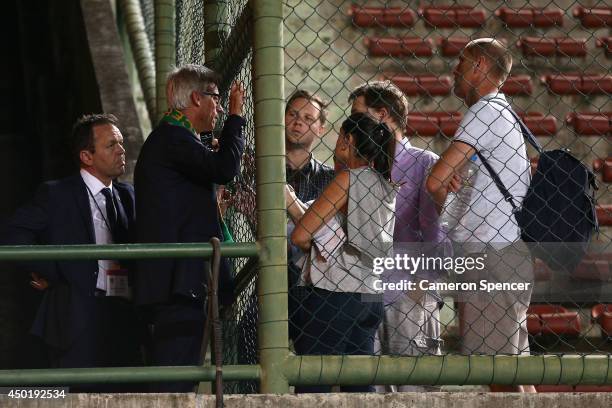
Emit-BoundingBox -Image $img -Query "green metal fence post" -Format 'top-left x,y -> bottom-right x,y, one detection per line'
253,0 -> 289,394
203,0 -> 229,66
118,0 -> 156,124
154,0 -> 175,120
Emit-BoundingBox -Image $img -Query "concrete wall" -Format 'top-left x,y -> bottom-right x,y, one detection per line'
2,392 -> 612,408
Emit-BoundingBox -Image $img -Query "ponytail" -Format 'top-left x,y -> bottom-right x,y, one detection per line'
340,113 -> 396,181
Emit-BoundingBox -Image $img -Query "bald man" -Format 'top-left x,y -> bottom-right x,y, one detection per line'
426,38 -> 535,392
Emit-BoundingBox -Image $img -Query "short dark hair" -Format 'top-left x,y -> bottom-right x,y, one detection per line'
71,113 -> 119,164
349,80 -> 409,129
463,38 -> 513,83
285,89 -> 329,126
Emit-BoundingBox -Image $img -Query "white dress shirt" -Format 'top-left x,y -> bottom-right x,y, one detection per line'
80,169 -> 115,291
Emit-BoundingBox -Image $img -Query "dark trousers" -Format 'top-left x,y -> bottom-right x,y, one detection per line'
293,287 -> 383,393
141,296 -> 205,393
49,296 -> 143,393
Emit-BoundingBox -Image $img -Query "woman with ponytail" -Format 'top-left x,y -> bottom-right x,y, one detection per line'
285,112 -> 397,393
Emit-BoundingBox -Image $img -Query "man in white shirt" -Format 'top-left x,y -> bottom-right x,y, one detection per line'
3,114 -> 141,391
426,38 -> 535,393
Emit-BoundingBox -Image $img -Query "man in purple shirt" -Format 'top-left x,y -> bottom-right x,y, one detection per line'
350,81 -> 447,392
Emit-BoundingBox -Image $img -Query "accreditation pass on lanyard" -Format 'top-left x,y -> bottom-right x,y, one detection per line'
106,263 -> 130,299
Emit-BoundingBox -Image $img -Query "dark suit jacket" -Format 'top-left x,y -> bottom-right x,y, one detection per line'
1,174 -> 136,349
133,115 -> 245,305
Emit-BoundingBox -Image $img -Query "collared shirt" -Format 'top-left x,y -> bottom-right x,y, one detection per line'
384,138 -> 449,304
392,138 -> 445,243
80,169 -> 115,291
286,155 -> 335,202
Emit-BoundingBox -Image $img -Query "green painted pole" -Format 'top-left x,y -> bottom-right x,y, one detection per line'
284,355 -> 612,386
253,0 -> 289,394
204,0 -> 229,66
118,0 -> 156,124
154,0 -> 175,120
0,365 -> 260,385
0,242 -> 258,261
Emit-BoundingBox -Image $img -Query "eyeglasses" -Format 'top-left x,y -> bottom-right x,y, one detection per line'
198,91 -> 221,102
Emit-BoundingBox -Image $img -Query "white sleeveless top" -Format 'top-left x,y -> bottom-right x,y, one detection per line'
297,167 -> 397,294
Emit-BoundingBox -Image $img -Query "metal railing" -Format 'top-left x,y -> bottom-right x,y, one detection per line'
1,0 -> 611,394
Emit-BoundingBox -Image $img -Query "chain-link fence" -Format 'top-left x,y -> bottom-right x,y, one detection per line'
281,0 -> 611,393
132,0 -> 611,393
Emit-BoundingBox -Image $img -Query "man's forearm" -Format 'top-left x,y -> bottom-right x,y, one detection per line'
429,187 -> 448,215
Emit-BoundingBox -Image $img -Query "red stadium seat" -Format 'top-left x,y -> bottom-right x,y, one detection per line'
517,37 -> 588,57
528,304 -> 568,315
387,74 -> 452,97
406,112 -> 462,137
540,312 -> 582,335
495,7 -> 564,28
501,75 -> 533,95
364,37 -> 434,57
593,157 -> 612,182
592,304 -> 612,337
438,37 -> 470,57
419,6 -> 485,28
518,112 -> 558,136
348,5 -> 416,27
527,305 -> 581,336
541,74 -> 612,95
571,254 -> 611,281
597,205 -> 612,226
566,112 -> 612,136
573,6 -> 612,28
527,313 -> 542,334
596,37 -> 612,57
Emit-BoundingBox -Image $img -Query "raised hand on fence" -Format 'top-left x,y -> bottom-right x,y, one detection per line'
229,81 -> 245,116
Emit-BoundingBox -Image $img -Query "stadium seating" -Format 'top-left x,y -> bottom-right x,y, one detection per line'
406,112 -> 462,137
364,37 -> 434,57
591,304 -> 612,337
573,6 -> 612,28
501,75 -> 533,95
593,157 -> 612,182
419,6 -> 486,28
495,7 -> 564,28
566,112 -> 612,136
349,4 -> 416,27
541,74 -> 612,95
596,37 -> 611,57
527,304 -> 582,336
437,37 -> 470,57
517,37 -> 588,57
387,74 -> 452,96
518,112 -> 558,136
597,205 -> 612,226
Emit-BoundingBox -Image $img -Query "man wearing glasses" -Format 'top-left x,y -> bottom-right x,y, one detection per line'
133,64 -> 245,392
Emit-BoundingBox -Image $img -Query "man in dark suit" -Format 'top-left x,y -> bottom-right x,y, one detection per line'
134,64 -> 245,392
2,114 -> 141,391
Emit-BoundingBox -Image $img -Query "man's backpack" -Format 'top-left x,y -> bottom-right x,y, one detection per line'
475,98 -> 599,272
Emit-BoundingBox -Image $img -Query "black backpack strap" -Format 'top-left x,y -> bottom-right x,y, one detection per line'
469,97 -> 535,212
474,150 -> 519,211
487,97 -> 544,155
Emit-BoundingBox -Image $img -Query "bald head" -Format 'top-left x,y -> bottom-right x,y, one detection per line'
463,38 -> 512,84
